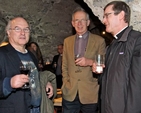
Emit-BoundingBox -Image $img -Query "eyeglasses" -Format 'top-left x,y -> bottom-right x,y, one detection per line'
73,19 -> 87,24
9,26 -> 30,33
103,12 -> 115,19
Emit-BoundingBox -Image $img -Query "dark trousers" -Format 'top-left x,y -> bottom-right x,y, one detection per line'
62,94 -> 98,113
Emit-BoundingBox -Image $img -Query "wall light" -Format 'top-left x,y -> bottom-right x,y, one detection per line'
0,42 -> 9,47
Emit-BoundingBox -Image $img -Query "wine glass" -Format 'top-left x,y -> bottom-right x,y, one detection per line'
20,61 -> 31,89
75,54 -> 82,73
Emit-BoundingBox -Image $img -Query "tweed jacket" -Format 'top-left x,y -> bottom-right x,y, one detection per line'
62,32 -> 106,104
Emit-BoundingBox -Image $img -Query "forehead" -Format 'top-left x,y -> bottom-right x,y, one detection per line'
11,18 -> 29,28
73,11 -> 87,19
58,45 -> 63,48
31,43 -> 36,46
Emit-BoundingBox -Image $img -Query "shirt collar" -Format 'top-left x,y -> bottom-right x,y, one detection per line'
76,31 -> 89,39
15,48 -> 28,54
114,26 -> 128,39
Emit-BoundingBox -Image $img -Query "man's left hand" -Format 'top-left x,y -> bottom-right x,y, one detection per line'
46,82 -> 53,98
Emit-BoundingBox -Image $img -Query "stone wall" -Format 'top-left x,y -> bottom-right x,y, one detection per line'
0,0 -> 79,62
1,0 -> 141,63
84,0 -> 141,31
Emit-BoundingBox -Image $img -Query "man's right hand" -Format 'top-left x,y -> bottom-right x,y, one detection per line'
10,74 -> 29,88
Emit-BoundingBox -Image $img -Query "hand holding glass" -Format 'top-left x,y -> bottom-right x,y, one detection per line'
95,54 -> 104,74
20,61 -> 30,89
75,54 -> 82,73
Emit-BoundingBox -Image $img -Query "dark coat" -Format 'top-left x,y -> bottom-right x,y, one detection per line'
0,44 -> 38,113
51,54 -> 59,73
40,70 -> 57,113
101,26 -> 141,113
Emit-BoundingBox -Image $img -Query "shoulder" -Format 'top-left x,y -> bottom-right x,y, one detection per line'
52,55 -> 59,62
89,32 -> 104,40
64,35 -> 75,42
89,32 -> 105,43
54,55 -> 59,58
127,29 -> 141,44
0,44 -> 14,55
130,29 -> 141,37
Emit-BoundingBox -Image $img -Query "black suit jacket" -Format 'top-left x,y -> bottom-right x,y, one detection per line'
51,54 -> 59,73
0,44 -> 38,113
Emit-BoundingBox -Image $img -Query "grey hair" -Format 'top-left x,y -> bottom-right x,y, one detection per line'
5,20 -> 12,32
72,7 -> 89,20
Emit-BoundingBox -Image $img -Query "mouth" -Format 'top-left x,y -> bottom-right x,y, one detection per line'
105,24 -> 109,28
19,36 -> 26,39
77,26 -> 83,30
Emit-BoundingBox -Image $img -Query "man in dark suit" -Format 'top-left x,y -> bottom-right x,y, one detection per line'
52,44 -> 63,88
0,17 -> 54,113
93,1 -> 141,113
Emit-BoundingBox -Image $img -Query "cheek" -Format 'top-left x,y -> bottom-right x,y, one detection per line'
26,34 -> 30,40
71,22 -> 75,27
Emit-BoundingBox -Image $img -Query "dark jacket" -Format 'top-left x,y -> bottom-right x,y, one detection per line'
0,44 -> 38,113
101,26 -> 141,113
51,54 -> 59,73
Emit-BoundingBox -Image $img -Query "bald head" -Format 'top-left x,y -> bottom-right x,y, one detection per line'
6,17 -> 29,32
6,17 -> 30,51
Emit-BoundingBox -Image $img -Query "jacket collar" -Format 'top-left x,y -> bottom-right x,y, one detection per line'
118,26 -> 133,42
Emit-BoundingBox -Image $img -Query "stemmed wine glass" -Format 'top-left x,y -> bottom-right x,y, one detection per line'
75,54 -> 82,73
20,61 -> 31,89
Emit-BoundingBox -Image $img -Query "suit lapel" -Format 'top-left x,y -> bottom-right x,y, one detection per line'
6,44 -> 21,70
70,35 -> 76,61
84,33 -> 95,58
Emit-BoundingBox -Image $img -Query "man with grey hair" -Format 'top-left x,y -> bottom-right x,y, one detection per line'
62,7 -> 106,113
0,17 -> 54,113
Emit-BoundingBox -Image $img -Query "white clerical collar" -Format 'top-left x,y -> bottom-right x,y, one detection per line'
79,35 -> 82,38
77,31 -> 89,39
114,26 -> 128,39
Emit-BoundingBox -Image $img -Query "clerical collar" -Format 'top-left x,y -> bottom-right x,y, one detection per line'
15,48 -> 28,54
76,31 -> 89,39
114,26 -> 128,39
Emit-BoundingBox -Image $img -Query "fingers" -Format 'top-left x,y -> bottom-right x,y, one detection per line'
47,89 -> 53,98
75,57 -> 85,66
11,74 -> 29,88
92,63 -> 105,73
92,63 -> 96,72
46,82 -> 54,98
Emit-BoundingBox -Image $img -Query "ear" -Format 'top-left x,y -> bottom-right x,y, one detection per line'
119,11 -> 125,21
71,21 -> 75,27
86,20 -> 90,27
7,30 -> 10,37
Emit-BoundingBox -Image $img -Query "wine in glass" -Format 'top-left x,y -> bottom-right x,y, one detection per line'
20,61 -> 31,89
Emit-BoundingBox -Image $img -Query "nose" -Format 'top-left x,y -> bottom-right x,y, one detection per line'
102,18 -> 106,25
20,29 -> 26,35
77,20 -> 84,25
